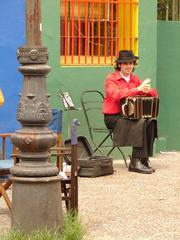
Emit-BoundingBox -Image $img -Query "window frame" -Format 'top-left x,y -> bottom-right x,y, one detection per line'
60,0 -> 139,66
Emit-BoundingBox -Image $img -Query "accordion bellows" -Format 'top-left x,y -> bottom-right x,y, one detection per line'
121,96 -> 159,119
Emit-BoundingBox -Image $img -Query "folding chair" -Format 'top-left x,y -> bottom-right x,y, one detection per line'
80,90 -> 127,167
0,159 -> 14,210
48,110 -> 78,211
0,133 -> 16,210
48,109 -> 64,171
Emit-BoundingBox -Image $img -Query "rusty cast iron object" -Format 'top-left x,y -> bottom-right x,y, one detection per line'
11,46 -> 58,177
11,0 -> 57,177
17,47 -> 49,64
10,0 -> 63,233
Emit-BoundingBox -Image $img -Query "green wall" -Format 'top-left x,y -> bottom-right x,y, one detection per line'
42,0 -> 111,140
42,0 -> 157,158
157,21 -> 180,151
138,0 -> 157,86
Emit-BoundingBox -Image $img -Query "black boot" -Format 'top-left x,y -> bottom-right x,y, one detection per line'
128,157 -> 153,174
141,158 -> 155,172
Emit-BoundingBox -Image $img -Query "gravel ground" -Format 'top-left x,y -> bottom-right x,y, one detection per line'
0,152 -> 180,240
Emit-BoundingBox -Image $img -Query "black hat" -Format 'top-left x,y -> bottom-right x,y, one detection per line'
115,50 -> 139,63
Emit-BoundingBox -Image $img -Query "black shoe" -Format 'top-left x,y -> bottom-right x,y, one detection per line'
129,157 -> 153,174
141,158 -> 155,172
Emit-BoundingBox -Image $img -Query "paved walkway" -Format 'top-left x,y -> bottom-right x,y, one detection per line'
0,152 -> 180,239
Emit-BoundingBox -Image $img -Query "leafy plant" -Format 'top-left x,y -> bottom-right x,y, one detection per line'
0,212 -> 86,240
62,212 -> 86,240
158,0 -> 180,20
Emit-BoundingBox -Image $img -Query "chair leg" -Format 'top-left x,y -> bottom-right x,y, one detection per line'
107,147 -> 128,168
64,185 -> 70,210
61,180 -> 71,211
92,145 -> 104,156
0,179 -> 12,198
0,183 -> 11,210
92,132 -> 111,156
107,146 -> 115,156
117,147 -> 128,168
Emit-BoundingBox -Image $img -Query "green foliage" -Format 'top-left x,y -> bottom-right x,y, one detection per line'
1,229 -> 62,240
0,212 -> 86,240
158,0 -> 180,21
0,229 -> 26,240
62,212 -> 86,240
158,0 -> 171,4
158,0 -> 172,20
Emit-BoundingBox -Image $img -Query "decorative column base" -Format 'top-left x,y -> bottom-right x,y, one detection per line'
11,42 -> 64,232
11,176 -> 63,233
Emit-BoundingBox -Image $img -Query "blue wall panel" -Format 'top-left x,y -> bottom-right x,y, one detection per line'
0,0 -> 25,155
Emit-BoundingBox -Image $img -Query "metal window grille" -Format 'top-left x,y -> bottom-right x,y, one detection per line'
60,0 -> 138,66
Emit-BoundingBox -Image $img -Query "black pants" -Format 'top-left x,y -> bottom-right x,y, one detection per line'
132,120 -> 157,158
104,114 -> 157,158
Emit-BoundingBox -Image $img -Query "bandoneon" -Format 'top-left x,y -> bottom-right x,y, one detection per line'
121,96 -> 159,119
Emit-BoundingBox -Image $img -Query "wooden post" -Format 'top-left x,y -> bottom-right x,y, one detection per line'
70,119 -> 79,212
26,0 -> 41,46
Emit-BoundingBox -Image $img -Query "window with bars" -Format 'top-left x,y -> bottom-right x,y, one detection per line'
60,0 -> 138,66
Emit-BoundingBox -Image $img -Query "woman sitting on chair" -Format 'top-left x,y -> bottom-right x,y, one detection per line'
102,50 -> 158,174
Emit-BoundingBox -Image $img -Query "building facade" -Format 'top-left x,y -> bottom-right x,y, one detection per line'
0,0 -> 179,157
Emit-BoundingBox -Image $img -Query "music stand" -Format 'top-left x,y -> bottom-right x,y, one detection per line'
58,91 -> 81,137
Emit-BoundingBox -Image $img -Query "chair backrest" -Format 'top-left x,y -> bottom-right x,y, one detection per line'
48,109 -> 63,170
0,133 -> 18,170
0,134 -> 15,210
80,90 -> 107,141
0,133 -> 13,160
48,109 -> 63,134
49,115 -> 79,211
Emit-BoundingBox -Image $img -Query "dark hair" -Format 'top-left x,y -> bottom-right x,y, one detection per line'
114,61 -> 137,71
114,50 -> 138,71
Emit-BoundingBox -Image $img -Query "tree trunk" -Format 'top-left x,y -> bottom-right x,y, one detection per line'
172,0 -> 179,20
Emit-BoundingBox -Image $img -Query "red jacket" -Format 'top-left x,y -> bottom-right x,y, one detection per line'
102,71 -> 158,114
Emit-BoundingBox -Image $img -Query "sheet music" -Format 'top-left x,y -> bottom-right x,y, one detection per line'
62,92 -> 74,109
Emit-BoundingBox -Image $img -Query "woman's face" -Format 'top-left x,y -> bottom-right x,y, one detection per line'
119,62 -> 134,76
